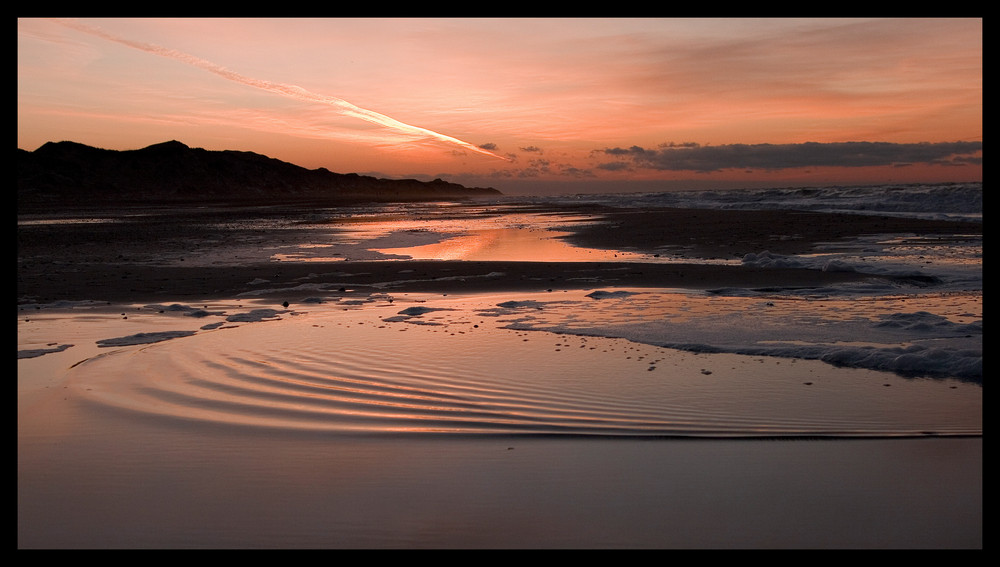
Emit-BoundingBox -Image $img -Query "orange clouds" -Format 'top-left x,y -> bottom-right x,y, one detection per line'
18,18 -> 981,192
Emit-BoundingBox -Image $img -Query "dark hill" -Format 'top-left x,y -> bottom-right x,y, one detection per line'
17,140 -> 501,210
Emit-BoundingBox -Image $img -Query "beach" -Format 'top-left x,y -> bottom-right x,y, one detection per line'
17,201 -> 978,303
18,196 -> 982,548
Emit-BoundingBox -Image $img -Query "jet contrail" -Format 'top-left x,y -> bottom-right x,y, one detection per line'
55,19 -> 508,160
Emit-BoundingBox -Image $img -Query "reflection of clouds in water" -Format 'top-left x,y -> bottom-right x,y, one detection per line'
96,330 -> 197,347
17,343 -> 74,359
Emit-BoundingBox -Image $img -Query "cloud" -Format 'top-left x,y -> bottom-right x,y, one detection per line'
599,141 -> 983,172
54,19 -> 510,162
596,161 -> 631,172
560,166 -> 596,178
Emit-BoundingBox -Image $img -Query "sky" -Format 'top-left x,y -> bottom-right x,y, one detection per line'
17,17 -> 982,195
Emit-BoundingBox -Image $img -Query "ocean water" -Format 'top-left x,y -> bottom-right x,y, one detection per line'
515,181 -> 983,221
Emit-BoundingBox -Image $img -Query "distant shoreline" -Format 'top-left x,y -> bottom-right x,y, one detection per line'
17,140 -> 501,211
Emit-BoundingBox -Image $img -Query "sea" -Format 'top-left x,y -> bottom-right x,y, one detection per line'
521,181 -> 982,222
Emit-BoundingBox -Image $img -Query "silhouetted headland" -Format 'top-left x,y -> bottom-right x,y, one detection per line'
17,140 -> 502,211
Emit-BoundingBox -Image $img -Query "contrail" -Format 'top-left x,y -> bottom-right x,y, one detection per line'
55,19 -> 508,160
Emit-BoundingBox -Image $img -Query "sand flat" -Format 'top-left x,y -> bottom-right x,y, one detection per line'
18,201 -> 981,548
18,291 -> 982,548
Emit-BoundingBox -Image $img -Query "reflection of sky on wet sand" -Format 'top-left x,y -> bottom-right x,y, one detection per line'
374,226 -> 650,262
272,211 -> 659,263
17,291 -> 983,549
19,291 -> 981,439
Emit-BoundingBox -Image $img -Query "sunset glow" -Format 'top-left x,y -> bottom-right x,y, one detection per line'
17,17 -> 982,194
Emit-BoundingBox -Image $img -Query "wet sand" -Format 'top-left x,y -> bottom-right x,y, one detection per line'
18,297 -> 983,548
17,203 -> 982,548
18,203 -> 979,305
18,422 -> 983,549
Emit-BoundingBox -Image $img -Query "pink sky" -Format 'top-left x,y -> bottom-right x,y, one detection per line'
17,18 -> 982,195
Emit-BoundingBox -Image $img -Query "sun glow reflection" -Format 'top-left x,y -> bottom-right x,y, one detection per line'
265,209 -> 671,263
375,227 -> 651,262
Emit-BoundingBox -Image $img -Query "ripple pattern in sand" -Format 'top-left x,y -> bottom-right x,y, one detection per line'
66,313 -> 981,438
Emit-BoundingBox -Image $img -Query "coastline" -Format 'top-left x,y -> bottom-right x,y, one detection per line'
18,202 -> 982,548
